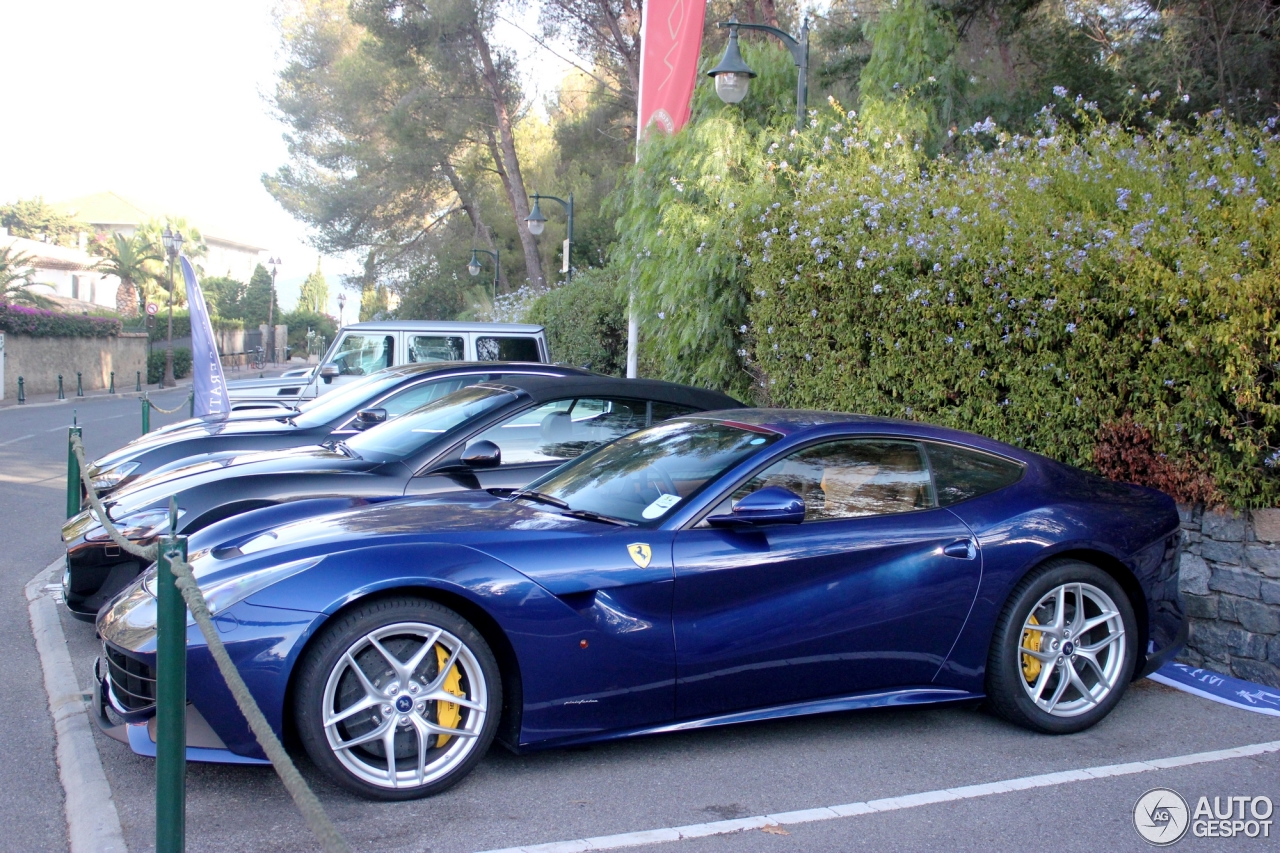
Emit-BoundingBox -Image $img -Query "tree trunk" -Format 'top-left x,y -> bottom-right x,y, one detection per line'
442,157 -> 509,293
115,278 -> 139,318
760,0 -> 780,28
470,24 -> 544,288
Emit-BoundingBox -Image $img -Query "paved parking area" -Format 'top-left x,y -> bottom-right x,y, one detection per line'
7,395 -> 1280,852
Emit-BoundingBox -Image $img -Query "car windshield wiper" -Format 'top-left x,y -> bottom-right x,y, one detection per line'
559,508 -> 634,527
509,489 -> 570,510
335,441 -> 361,460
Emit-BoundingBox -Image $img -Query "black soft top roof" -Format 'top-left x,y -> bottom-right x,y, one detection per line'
376,361 -> 595,379
474,375 -> 742,412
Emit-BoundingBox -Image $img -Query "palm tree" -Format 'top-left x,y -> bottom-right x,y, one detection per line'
93,233 -> 160,318
0,245 -> 55,308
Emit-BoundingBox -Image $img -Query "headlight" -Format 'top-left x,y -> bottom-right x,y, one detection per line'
88,507 -> 185,542
144,555 -> 323,620
90,461 -> 139,492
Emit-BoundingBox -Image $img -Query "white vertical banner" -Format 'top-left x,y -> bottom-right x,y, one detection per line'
180,256 -> 230,417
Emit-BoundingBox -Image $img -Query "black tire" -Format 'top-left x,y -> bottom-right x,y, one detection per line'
294,596 -> 502,800
985,559 -> 1138,734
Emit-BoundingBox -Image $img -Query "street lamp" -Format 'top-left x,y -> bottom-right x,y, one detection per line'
160,226 -> 184,388
524,192 -> 574,283
467,248 -> 500,303
267,256 -> 280,364
708,15 -> 810,132
336,292 -> 346,328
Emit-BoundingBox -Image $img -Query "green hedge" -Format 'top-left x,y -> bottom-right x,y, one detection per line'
739,105 -> 1280,507
147,348 -> 192,385
0,302 -> 121,337
527,268 -> 628,375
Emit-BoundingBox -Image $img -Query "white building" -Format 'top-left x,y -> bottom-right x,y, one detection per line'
0,228 -> 119,311
53,191 -> 268,283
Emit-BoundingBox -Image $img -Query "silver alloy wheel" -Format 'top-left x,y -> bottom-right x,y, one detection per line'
1017,581 -> 1127,718
321,621 -> 488,790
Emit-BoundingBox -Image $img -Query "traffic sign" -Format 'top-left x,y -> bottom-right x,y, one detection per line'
146,302 -> 159,316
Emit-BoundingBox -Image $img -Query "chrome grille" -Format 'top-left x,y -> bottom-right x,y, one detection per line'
103,644 -> 155,712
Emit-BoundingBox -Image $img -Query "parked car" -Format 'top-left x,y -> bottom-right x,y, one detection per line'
65,376 -> 740,619
227,321 -> 551,410
94,409 -> 1183,799
82,362 -> 591,500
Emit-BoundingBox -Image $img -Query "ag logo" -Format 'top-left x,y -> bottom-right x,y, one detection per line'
1134,787 -> 1190,846
627,543 -> 652,569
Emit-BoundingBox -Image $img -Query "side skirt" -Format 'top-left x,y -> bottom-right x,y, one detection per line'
521,687 -> 982,752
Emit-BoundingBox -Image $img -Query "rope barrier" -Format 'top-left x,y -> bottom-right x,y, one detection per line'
145,392 -> 194,416
67,436 -> 350,853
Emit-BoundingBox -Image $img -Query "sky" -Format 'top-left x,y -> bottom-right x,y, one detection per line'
0,0 -> 581,314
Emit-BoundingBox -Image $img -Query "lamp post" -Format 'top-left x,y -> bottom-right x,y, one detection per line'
524,193 -> 573,283
467,248 -> 500,303
267,256 -> 280,363
707,15 -> 810,133
336,292 -> 346,328
160,226 -> 184,388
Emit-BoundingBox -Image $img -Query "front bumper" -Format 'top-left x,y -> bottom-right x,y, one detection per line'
92,656 -> 269,765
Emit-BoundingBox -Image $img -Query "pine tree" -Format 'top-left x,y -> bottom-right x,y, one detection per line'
298,257 -> 329,313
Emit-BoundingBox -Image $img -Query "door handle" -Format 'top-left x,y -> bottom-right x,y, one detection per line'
943,539 -> 976,559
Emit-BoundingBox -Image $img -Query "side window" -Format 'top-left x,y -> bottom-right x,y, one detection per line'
408,336 -> 464,363
378,378 -> 469,418
476,336 -> 540,362
925,442 -> 1023,506
649,401 -> 699,424
715,439 -> 934,522
469,397 -> 645,465
331,334 -> 393,376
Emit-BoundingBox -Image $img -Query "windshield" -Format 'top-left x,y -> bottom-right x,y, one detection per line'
521,419 -> 780,525
291,371 -> 404,427
344,385 -> 516,459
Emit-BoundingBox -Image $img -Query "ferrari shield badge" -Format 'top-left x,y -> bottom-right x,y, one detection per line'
627,543 -> 652,569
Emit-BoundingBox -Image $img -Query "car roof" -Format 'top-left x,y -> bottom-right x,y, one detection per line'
343,321 -> 545,333
375,361 -> 595,379
690,408 -> 1032,461
472,375 -> 744,411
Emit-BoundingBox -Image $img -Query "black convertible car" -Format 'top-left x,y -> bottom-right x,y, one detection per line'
63,375 -> 741,619
83,362 -> 590,497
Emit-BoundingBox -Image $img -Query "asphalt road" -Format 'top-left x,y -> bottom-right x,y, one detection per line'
7,394 -> 1280,853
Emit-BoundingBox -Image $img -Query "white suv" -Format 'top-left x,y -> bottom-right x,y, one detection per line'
227,321 -> 550,409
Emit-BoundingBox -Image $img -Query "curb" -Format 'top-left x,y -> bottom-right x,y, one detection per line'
27,558 -> 128,853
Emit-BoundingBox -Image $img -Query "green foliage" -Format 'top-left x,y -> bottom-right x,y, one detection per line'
0,245 -> 55,308
298,259 -> 329,313
148,311 -> 191,343
91,232 -> 160,317
147,348 -> 192,385
0,302 -> 122,337
395,263 -> 469,321
360,282 -> 389,321
282,308 -> 338,353
242,264 -> 280,328
201,276 -> 247,320
527,267 -> 627,374
0,197 -> 90,248
740,100 -> 1280,508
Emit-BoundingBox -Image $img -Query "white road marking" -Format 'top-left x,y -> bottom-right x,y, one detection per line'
476,739 -> 1280,853
0,433 -> 34,446
27,558 -> 127,853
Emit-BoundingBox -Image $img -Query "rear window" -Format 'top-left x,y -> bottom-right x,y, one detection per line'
476,336 -> 540,362
925,443 -> 1023,506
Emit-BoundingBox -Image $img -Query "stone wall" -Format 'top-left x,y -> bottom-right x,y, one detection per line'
2,332 -> 148,398
1176,505 -> 1280,687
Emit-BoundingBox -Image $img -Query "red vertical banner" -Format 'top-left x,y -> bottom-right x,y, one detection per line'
636,0 -> 708,138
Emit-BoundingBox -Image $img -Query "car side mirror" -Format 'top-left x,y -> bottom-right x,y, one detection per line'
353,408 -> 386,430
461,440 -> 501,469
707,486 -> 806,528
319,363 -> 340,384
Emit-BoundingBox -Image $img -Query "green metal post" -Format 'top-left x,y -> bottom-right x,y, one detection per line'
136,370 -> 142,392
109,371 -> 115,394
17,377 -> 24,404
155,531 -> 188,853
142,396 -> 151,435
188,391 -> 194,419
66,425 -> 81,518
76,371 -> 84,397
57,374 -> 65,400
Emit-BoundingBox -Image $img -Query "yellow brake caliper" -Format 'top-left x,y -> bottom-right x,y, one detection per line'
434,644 -> 464,747
1021,614 -> 1043,683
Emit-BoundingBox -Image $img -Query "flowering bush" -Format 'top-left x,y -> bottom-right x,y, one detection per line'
0,301 -> 122,337
740,101 -> 1280,507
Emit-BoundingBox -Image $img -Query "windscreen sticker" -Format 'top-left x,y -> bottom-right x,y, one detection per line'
641,493 -> 682,520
